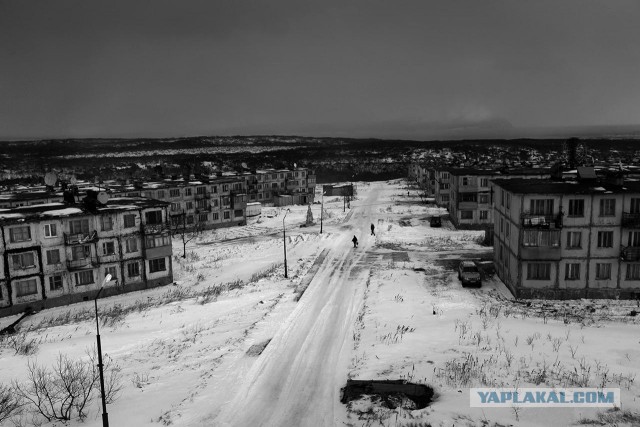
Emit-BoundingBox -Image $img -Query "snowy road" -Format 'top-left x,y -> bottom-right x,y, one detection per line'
215,185 -> 382,427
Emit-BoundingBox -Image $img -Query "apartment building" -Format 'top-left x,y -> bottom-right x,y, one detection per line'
493,178 -> 640,299
448,168 -> 551,229
112,168 -> 316,230
0,196 -> 173,317
434,169 -> 452,207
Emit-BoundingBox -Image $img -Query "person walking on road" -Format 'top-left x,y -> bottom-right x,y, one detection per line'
352,235 -> 358,248
371,223 -> 375,236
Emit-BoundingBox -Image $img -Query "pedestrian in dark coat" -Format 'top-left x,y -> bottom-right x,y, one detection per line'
352,235 -> 358,248
371,223 -> 375,236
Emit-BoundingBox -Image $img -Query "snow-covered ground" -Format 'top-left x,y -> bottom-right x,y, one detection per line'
1,180 -> 639,427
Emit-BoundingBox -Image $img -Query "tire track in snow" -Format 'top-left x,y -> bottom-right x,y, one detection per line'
215,185 -> 382,427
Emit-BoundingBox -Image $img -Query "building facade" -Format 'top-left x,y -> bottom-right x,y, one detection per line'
493,178 -> 640,299
0,197 -> 173,316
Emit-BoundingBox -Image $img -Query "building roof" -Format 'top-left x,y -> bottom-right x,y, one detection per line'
443,167 -> 552,176
0,197 -> 169,225
493,178 -> 640,195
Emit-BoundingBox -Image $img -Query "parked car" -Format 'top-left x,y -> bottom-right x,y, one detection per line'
429,216 -> 442,227
458,261 -> 481,287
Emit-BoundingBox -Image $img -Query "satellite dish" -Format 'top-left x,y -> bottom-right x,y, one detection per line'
241,162 -> 248,169
70,176 -> 78,185
44,172 -> 57,186
97,192 -> 109,205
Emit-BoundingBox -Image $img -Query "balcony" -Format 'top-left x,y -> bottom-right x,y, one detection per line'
622,213 -> 640,228
144,245 -> 172,259
457,201 -> 478,210
143,223 -> 171,235
520,213 -> 563,229
621,246 -> 640,261
67,256 -> 98,271
194,192 -> 210,200
64,231 -> 98,246
521,246 -> 562,261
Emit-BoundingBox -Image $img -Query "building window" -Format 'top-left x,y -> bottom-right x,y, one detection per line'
171,203 -> 181,212
46,249 -> 60,265
599,199 -> 616,217
501,190 -> 505,207
223,211 -> 230,220
460,193 -> 477,202
480,178 -> 489,187
101,216 -> 114,231
460,210 -> 473,220
145,235 -> 170,248
234,209 -> 243,218
568,199 -> 585,217
12,252 -> 35,269
75,270 -> 94,286
530,199 -> 554,215
124,214 -> 136,228
506,193 -> 511,210
566,231 -> 582,249
198,213 -> 208,222
500,217 -> 504,233
44,223 -> 57,238
125,237 -> 138,253
212,212 -> 219,220
186,215 -> 194,225
596,263 -> 611,280
505,223 -> 510,238
185,188 -> 192,196
72,245 -> 91,260
527,263 -> 551,280
16,279 -> 38,296
69,219 -> 89,235
149,258 -> 166,273
523,230 -> 560,247
462,177 -> 469,186
480,211 -> 488,220
479,195 -> 489,204
103,241 -> 115,255
211,185 -> 218,194
441,194 -> 450,203
440,183 -> 449,190
628,231 -> 640,247
145,210 -> 163,224
597,231 -> 613,248
157,190 -> 165,198
49,275 -> 63,291
9,226 -> 31,243
196,199 -> 208,209
196,186 -> 206,195
105,266 -> 118,281
223,184 -> 229,192
627,264 -> 640,280
565,263 -> 580,280
170,189 -> 180,198
186,201 -> 194,210
127,262 -> 140,278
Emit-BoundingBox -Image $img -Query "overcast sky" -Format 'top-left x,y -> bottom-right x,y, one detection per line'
1,0 -> 639,140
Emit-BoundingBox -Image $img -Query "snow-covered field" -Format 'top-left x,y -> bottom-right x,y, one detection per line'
1,180 -> 639,427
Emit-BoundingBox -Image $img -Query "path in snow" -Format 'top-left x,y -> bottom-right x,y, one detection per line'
215,184 -> 383,427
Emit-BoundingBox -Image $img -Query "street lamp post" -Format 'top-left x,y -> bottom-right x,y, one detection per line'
320,191 -> 324,234
94,274 -> 112,427
283,209 -> 290,278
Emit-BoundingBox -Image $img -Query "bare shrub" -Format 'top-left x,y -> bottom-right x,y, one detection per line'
0,331 -> 39,356
13,348 -> 122,422
0,383 -> 23,424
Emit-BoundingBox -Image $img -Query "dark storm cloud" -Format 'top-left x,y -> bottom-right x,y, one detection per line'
1,0 -> 639,139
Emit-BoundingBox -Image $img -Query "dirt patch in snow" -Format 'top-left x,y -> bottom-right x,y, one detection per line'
341,379 -> 434,410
